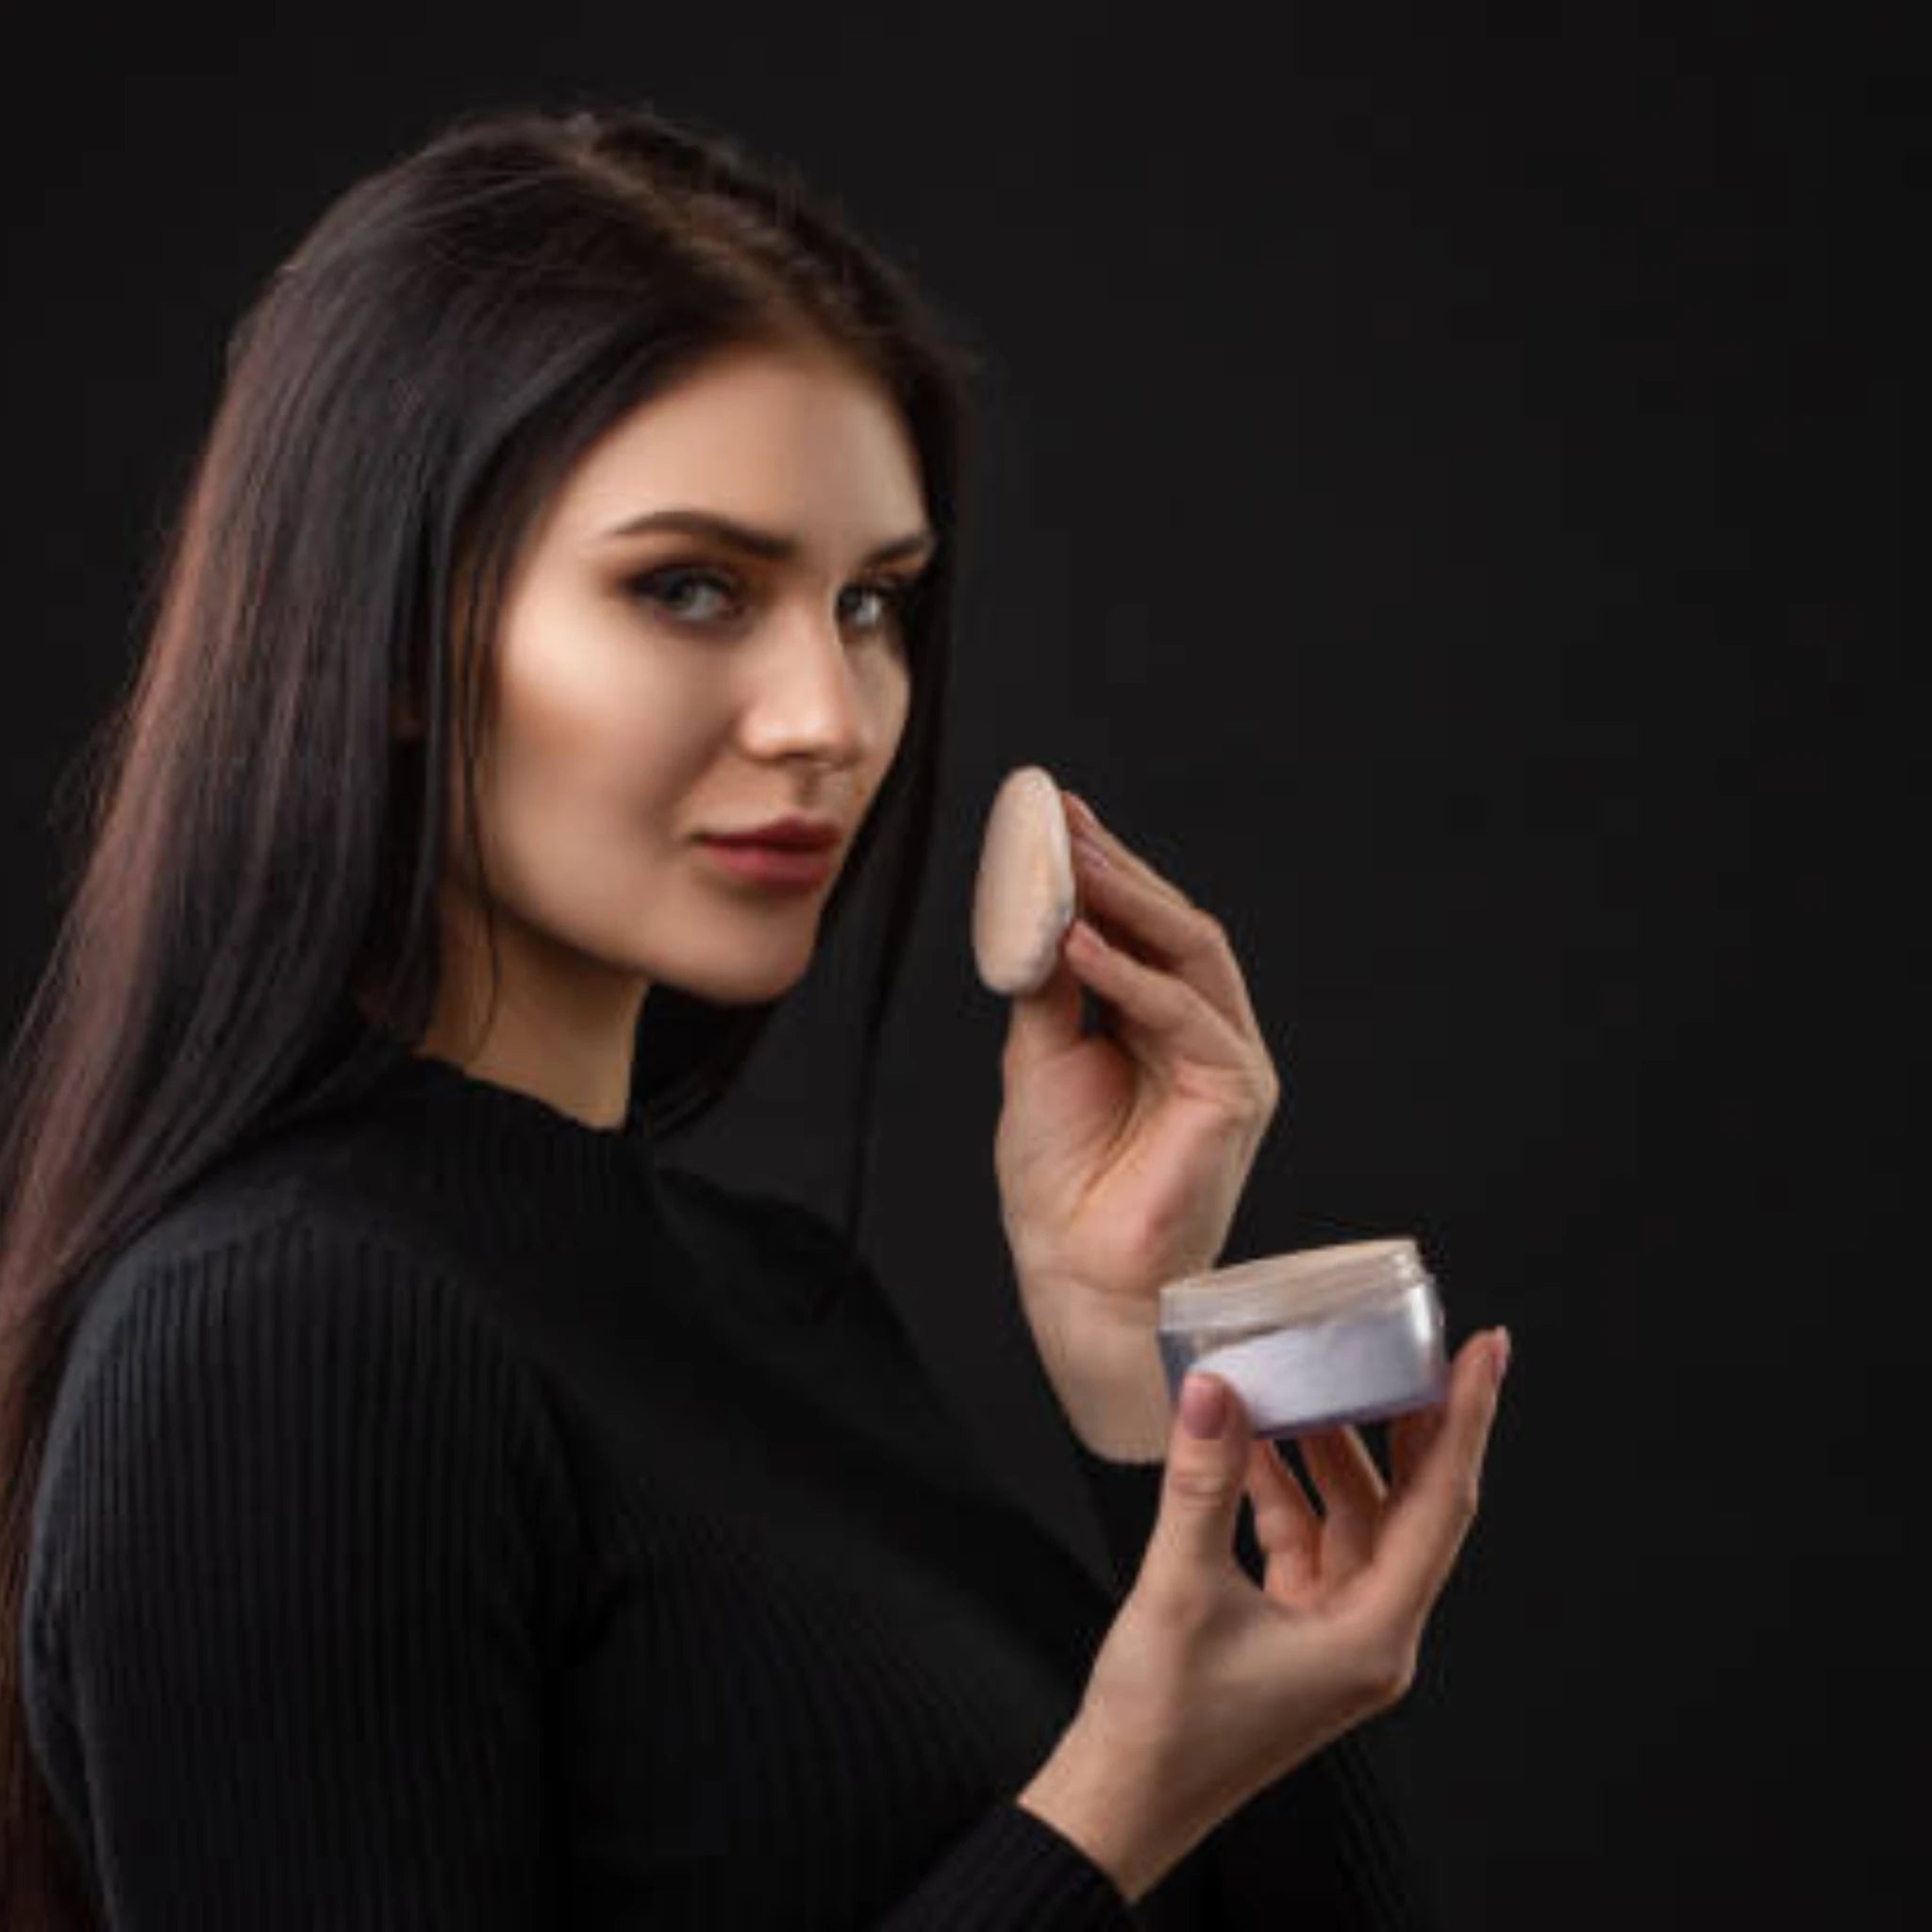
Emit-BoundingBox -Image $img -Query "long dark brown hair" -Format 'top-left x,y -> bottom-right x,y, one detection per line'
0,100 -> 984,1926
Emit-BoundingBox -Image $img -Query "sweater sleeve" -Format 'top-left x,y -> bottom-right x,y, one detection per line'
22,1208 -> 1140,1932
21,1213 -> 578,1930
871,1804 -> 1137,1928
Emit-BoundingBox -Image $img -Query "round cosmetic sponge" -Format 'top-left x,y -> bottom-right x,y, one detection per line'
972,765 -> 1078,995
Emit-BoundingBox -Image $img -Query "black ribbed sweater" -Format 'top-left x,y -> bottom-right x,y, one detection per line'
21,1011 -> 1439,1928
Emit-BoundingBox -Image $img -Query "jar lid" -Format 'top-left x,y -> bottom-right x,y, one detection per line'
1158,1237 -> 1432,1331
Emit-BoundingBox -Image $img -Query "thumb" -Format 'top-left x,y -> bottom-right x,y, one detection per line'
1139,1372 -> 1253,1597
1003,941 -> 1085,1068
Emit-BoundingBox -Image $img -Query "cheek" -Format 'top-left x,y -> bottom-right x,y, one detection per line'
481,618 -> 719,864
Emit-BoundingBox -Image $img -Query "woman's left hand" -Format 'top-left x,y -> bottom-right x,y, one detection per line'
995,789 -> 1283,1392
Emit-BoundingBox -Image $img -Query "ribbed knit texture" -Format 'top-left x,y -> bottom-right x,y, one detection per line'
20,999 -> 1439,1928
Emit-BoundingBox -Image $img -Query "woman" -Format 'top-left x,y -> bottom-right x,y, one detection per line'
0,103 -> 1508,1928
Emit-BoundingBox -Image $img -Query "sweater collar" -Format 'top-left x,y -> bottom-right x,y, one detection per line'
303,994 -> 662,1229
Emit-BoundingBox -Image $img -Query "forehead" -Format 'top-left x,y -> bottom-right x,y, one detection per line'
550,344 -> 925,554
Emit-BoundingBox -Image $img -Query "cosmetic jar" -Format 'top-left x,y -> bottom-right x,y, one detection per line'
1156,1239 -> 1448,1438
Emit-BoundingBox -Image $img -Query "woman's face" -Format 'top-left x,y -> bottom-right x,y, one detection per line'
441,341 -> 932,1018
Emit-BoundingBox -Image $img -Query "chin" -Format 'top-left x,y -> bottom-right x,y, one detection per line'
670,950 -> 815,1008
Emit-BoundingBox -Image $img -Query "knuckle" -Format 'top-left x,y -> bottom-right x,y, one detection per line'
1335,1612 -> 1419,1709
1386,1647 -> 1420,1704
1132,1571 -> 1215,1641
1166,1461 -> 1232,1507
1361,1639 -> 1419,1707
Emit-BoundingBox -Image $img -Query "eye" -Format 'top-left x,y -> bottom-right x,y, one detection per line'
842,578 -> 921,637
625,564 -> 923,643
628,566 -> 741,625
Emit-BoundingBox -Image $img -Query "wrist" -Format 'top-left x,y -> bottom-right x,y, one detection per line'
1033,1307 -> 1174,1462
1015,1719 -> 1174,1905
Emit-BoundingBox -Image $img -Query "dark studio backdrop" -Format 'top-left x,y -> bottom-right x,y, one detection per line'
1,8 -> 1912,1928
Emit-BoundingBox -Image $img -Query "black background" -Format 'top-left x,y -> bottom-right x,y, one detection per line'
2,8 -> 1914,1926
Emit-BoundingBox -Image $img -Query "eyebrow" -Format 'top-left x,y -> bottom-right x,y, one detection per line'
600,508 -> 939,567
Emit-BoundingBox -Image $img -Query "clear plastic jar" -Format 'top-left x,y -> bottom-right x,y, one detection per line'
1156,1239 -> 1449,1438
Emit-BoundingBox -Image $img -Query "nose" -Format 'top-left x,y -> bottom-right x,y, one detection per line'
733,608 -> 880,771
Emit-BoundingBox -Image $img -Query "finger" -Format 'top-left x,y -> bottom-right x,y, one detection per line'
1296,1424 -> 1387,1577
1358,1330 -> 1507,1624
1388,1396 -> 1447,1493
1061,917 -> 1259,1087
1386,1330 -> 1491,1496
1135,1372 -> 1254,1607
1063,791 -> 1193,910
1069,837 -> 1273,1059
1244,1437 -> 1322,1601
1066,792 -> 1273,1050
1001,933 -> 1090,1066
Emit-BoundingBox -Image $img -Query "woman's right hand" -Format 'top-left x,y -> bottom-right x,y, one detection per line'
1018,1326 -> 1510,1904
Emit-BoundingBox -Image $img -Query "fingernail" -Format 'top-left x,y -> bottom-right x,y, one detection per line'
1065,791 -> 1100,830
1491,1327 -> 1512,1390
1181,1373 -> 1228,1438
1074,831 -> 1109,868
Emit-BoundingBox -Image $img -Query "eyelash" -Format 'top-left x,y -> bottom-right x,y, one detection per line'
625,564 -> 921,639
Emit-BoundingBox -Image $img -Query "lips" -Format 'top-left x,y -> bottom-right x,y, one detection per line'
700,818 -> 841,851
697,838 -> 838,890
708,833 -> 834,851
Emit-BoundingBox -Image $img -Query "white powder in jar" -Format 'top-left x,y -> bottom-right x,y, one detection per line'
1191,1294 -> 1446,1437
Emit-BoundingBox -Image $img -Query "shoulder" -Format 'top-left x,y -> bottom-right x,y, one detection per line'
47,1157 -> 523,1430
29,1163 -> 583,1643
18,1163 -> 588,1925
